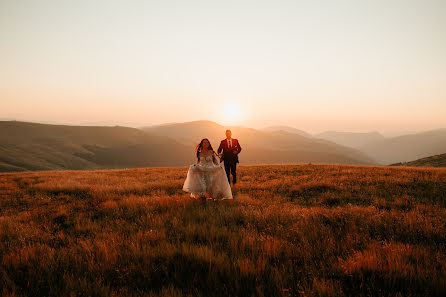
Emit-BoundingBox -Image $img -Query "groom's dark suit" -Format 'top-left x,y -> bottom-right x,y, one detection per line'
217,138 -> 242,184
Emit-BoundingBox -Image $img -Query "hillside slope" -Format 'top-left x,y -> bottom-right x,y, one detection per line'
262,125 -> 313,138
142,121 -> 377,165
315,131 -> 385,148
391,153 -> 446,167
0,121 -> 193,171
359,128 -> 446,164
0,120 -> 377,172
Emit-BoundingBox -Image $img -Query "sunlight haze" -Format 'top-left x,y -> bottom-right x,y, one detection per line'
1,0 -> 445,134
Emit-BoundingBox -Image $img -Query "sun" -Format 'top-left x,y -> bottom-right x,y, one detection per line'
223,103 -> 241,123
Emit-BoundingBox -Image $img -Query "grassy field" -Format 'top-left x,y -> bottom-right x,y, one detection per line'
1,164 -> 445,296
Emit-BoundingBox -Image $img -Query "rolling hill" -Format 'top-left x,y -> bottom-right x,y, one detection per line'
315,131 -> 385,148
141,120 -> 377,165
0,121 -> 193,172
0,120 -> 381,172
261,125 -> 313,138
390,153 -> 446,167
359,129 -> 446,164
6,120 -> 446,172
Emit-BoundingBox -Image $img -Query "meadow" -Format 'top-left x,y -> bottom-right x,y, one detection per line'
0,164 -> 445,297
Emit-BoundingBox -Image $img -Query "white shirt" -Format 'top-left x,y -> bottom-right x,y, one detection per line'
227,138 -> 232,148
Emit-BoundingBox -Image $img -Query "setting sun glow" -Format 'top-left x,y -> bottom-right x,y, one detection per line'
223,103 -> 242,124
1,0 -> 445,133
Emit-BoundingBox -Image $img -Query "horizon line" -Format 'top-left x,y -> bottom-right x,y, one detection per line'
1,118 -> 445,137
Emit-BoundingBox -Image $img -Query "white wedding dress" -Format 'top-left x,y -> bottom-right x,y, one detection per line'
182,154 -> 233,200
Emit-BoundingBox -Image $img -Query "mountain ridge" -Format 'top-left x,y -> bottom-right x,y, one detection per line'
141,120 -> 377,165
359,128 -> 446,164
1,120 -> 377,172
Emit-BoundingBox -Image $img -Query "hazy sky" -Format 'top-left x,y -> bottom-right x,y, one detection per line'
1,0 -> 445,134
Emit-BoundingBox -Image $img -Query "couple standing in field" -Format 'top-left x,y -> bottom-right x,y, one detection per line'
182,129 -> 242,200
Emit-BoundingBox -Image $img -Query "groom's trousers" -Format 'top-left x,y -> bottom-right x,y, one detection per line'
224,161 -> 237,184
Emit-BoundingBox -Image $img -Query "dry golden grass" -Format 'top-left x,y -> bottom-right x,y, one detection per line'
0,164 -> 445,296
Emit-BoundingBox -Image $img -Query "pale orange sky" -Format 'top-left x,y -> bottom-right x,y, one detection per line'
1,0 -> 445,134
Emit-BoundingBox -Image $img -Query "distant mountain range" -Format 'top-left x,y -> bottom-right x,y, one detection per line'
261,126 -> 312,138
358,129 -> 446,164
390,153 -> 446,168
141,121 -> 376,166
315,131 -> 385,148
1,120 -> 445,172
263,126 -> 446,165
0,120 -> 376,172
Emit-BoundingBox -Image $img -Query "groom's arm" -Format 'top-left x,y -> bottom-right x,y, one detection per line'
236,140 -> 242,154
217,141 -> 223,154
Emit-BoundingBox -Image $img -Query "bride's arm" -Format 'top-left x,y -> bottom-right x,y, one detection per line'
194,152 -> 200,165
212,152 -> 221,166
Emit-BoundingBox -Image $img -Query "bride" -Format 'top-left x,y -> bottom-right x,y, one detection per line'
183,138 -> 233,200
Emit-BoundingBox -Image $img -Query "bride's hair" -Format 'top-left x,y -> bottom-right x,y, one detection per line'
195,138 -> 215,161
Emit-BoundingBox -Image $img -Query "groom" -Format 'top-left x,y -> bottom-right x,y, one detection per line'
218,129 -> 242,185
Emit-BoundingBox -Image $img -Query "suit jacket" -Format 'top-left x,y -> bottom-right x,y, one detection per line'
217,138 -> 242,163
